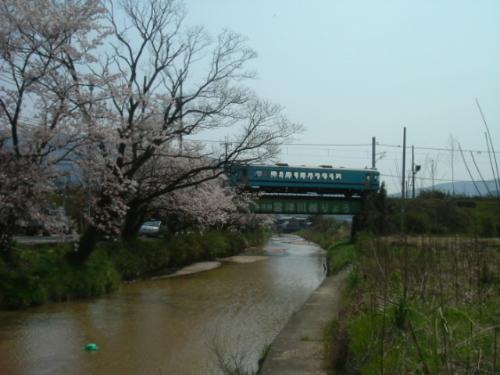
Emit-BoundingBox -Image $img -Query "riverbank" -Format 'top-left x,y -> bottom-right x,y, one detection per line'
156,254 -> 269,278
300,216 -> 500,374
0,230 -> 270,309
0,234 -> 326,375
328,235 -> 500,374
259,268 -> 349,375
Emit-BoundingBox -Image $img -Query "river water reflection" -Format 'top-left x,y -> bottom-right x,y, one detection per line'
0,234 -> 326,375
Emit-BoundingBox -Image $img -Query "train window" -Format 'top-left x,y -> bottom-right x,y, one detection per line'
300,172 -> 306,179
278,171 -> 284,179
366,174 -> 370,181
314,172 -> 321,179
255,170 -> 263,177
285,171 -> 292,178
322,172 -> 328,180
335,173 -> 342,180
328,173 -> 334,180
270,170 -> 278,178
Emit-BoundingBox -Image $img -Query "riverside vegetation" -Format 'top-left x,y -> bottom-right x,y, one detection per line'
0,230 -> 269,309
301,191 -> 500,375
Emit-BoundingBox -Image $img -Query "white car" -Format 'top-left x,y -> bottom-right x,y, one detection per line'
138,220 -> 162,236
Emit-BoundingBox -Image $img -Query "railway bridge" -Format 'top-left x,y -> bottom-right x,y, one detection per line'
228,163 -> 379,215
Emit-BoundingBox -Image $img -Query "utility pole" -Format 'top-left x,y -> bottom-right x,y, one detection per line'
401,127 -> 406,199
411,145 -> 421,199
372,136 -> 376,169
412,145 -> 415,198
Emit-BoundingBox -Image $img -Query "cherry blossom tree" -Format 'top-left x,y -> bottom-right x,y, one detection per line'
0,0 -> 300,266
0,0 -> 107,262
154,175 -> 243,232
69,0 -> 301,263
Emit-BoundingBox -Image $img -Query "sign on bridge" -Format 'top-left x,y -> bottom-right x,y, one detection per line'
250,195 -> 362,215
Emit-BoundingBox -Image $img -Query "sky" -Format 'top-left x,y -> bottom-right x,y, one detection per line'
183,0 -> 500,193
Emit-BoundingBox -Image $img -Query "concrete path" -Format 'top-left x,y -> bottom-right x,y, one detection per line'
259,270 -> 348,375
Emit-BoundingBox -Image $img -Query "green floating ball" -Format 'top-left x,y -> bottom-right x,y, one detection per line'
85,343 -> 99,352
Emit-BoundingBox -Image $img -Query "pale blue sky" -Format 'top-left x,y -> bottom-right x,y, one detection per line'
185,0 -> 500,192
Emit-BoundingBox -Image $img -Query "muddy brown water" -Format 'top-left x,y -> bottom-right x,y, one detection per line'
0,234 -> 326,375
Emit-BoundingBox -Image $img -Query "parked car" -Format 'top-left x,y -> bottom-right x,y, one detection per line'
138,220 -> 162,236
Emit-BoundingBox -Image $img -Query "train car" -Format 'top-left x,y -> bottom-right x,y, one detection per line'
228,163 -> 380,197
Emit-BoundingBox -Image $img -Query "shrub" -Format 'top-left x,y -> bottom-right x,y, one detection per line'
201,231 -> 229,259
328,242 -> 359,274
1,229 -> 267,309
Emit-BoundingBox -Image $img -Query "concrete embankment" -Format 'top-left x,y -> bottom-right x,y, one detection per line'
259,269 -> 348,375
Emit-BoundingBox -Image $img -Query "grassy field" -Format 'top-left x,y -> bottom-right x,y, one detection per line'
301,213 -> 500,374
329,235 -> 500,375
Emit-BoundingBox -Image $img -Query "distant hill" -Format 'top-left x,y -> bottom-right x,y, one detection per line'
412,179 -> 500,197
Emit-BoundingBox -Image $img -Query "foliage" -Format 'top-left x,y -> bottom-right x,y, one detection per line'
0,229 -> 269,308
0,0 -> 301,265
0,0 -> 106,260
355,184 -> 500,237
331,237 -> 500,374
300,216 -> 350,249
354,183 -> 393,236
327,242 -> 359,274
0,244 -> 120,309
153,176 -> 252,233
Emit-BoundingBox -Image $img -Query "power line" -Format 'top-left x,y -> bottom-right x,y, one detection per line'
189,138 -> 499,155
378,143 -> 500,155
189,139 -> 372,147
380,173 -> 476,183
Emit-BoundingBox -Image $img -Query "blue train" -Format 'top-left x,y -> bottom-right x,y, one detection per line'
228,163 -> 380,197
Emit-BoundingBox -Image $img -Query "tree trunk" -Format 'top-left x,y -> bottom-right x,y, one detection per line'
0,233 -> 14,266
67,225 -> 99,265
0,216 -> 17,267
121,204 -> 148,239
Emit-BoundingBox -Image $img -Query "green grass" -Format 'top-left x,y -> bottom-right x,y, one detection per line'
0,229 -> 270,309
327,242 -> 359,274
0,244 -> 120,308
299,217 -> 350,249
334,237 -> 500,374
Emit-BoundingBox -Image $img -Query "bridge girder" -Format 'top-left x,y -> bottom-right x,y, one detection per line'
250,195 -> 362,215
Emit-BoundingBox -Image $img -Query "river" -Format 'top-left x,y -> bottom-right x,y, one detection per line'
0,234 -> 326,375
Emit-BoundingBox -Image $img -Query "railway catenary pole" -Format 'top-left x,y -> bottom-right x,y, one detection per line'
372,136 -> 376,169
412,145 -> 415,199
401,127 -> 406,199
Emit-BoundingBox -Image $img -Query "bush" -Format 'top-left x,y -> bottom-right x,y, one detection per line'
1,229 -> 268,309
199,231 -> 229,259
328,242 -> 359,274
0,246 -> 120,309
